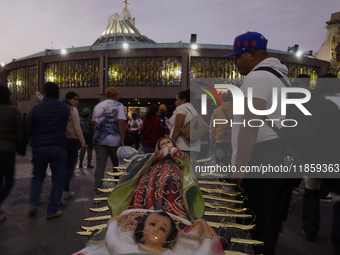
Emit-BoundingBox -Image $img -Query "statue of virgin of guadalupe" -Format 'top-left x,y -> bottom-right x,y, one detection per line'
73,138 -> 225,255
108,138 -> 204,225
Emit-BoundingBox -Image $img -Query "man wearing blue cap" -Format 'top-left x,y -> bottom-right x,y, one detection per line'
227,32 -> 293,254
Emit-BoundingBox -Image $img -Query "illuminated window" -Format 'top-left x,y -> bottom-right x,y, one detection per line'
7,66 -> 38,102
190,57 -> 244,86
283,62 -> 319,88
44,59 -> 100,88
108,57 -> 182,86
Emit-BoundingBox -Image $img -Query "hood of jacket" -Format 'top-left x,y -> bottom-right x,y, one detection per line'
252,57 -> 288,76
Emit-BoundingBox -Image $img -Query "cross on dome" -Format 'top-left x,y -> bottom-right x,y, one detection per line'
123,0 -> 129,10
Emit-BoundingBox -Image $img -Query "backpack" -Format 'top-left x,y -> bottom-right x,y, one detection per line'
254,67 -> 340,168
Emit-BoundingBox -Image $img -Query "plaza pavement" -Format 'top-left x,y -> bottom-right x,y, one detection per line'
0,147 -> 334,255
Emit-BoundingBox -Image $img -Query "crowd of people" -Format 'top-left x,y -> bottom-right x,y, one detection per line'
0,31 -> 339,255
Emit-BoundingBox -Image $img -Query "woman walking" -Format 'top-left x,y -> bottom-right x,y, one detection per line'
62,92 -> 85,204
169,89 -> 200,161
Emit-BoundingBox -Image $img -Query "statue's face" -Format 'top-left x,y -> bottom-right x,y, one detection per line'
143,213 -> 171,248
159,139 -> 174,150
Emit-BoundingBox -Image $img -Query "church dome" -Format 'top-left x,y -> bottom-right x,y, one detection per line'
93,1 -> 155,45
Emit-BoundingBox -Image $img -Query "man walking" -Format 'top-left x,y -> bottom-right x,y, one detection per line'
227,32 -> 293,254
92,87 -> 126,197
26,82 -> 70,219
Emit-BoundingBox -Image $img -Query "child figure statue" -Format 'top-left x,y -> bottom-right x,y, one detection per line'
74,209 -> 224,255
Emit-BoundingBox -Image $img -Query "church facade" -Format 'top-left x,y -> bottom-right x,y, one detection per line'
0,2 -> 332,114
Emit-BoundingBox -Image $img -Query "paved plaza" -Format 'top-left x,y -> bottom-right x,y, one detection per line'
0,148 -> 334,255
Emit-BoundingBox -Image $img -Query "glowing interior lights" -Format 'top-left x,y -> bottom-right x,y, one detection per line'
48,76 -> 55,82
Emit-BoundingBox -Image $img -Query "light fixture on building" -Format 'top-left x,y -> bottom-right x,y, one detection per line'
0,62 -> 5,67
123,43 -> 128,49
128,102 -> 130,104
148,102 -> 150,104
306,50 -> 313,56
287,44 -> 299,52
296,51 -> 302,57
158,102 -> 160,104
190,34 -> 197,50
138,102 -> 140,104
191,44 -> 198,50
61,49 -> 67,55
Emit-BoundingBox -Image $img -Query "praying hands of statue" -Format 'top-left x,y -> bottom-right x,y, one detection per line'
158,146 -> 177,159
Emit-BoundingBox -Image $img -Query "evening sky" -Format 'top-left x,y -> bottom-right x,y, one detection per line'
0,0 -> 338,64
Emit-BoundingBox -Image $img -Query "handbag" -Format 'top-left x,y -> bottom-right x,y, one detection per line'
178,107 -> 209,143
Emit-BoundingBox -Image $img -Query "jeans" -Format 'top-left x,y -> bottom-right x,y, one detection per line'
94,145 -> 119,193
30,146 -> 67,215
64,139 -> 80,192
0,152 -> 15,206
130,131 -> 141,151
79,145 -> 93,166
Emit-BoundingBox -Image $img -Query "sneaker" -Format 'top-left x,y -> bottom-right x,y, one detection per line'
46,210 -> 62,220
28,206 -> 39,218
292,187 -> 299,195
63,190 -> 75,200
79,165 -> 83,169
320,193 -> 332,203
87,165 -> 94,169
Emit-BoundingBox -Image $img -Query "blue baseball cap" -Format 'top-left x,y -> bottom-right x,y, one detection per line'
223,32 -> 267,57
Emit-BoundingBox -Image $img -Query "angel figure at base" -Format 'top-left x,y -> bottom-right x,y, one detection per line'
74,209 -> 224,255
